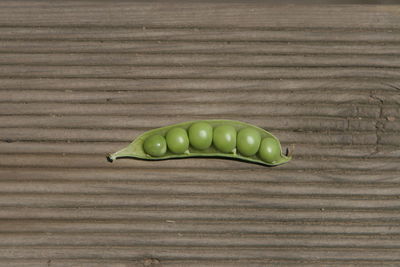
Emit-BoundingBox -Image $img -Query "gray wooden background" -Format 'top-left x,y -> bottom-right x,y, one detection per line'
0,1 -> 400,266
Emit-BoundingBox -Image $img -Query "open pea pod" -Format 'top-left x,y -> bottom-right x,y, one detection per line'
107,120 -> 292,167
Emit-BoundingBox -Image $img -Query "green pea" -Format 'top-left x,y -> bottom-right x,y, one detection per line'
259,137 -> 281,164
166,127 -> 189,154
237,127 -> 261,156
213,125 -> 236,153
143,135 -> 167,157
188,122 -> 213,150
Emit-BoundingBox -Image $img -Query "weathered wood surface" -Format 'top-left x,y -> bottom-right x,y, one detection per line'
0,1 -> 399,266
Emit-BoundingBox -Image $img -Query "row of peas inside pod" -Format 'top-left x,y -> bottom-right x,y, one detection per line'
107,120 -> 291,167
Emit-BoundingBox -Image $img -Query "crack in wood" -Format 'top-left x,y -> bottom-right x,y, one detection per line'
369,91 -> 385,156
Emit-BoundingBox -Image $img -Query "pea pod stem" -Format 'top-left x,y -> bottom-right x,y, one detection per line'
107,143 -> 146,162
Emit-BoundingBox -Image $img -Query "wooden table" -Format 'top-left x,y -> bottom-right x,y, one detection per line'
1,1 -> 399,266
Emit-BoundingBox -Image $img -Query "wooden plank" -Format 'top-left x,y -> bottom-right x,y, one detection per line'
0,246 -> 399,261
1,207 -> 400,222
0,90 -> 386,104
3,40 -> 399,55
0,103 -> 382,118
1,27 -> 399,42
1,65 -> 400,79
0,259 -> 397,267
0,1 -> 399,265
0,2 -> 399,29
0,78 -> 397,92
2,53 -> 400,68
0,259 -> 398,267
0,180 -> 399,196
2,220 -> 400,235
1,193 -> 398,210
2,166 -> 400,183
1,232 -> 400,248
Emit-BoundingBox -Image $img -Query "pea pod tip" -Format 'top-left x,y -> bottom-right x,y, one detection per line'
106,154 -> 115,163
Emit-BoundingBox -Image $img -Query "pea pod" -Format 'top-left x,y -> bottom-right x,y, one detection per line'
107,120 -> 291,166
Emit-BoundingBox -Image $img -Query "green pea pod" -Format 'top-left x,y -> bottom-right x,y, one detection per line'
107,120 -> 292,167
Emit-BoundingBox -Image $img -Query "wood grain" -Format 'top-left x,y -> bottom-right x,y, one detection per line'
3,40 -> 400,55
0,2 -> 399,28
0,78 -> 398,91
3,54 -> 400,68
0,1 -> 399,266
1,27 -> 400,42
